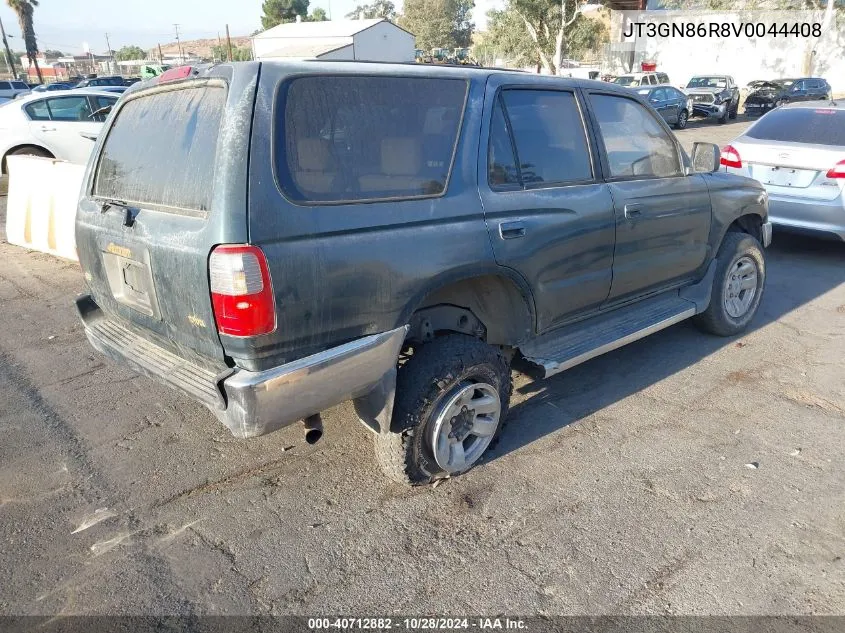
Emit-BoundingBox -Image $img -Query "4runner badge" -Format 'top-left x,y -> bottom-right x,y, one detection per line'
105,243 -> 132,259
187,315 -> 207,328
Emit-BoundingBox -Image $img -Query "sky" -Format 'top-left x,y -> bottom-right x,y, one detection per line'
0,0 -> 502,56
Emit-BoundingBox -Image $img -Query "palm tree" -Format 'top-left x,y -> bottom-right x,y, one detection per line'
6,0 -> 41,83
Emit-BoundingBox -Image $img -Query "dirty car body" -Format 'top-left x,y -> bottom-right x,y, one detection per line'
76,62 -> 770,482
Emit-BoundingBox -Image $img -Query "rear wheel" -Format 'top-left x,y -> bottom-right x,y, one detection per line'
694,231 -> 765,337
674,109 -> 688,129
374,335 -> 512,485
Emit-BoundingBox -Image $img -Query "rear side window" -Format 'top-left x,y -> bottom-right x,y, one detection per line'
497,89 -> 592,187
589,93 -> 681,179
746,108 -> 845,146
94,85 -> 225,212
657,73 -> 670,84
0,81 -> 10,90
25,100 -> 50,121
277,75 -> 468,203
11,81 -> 28,90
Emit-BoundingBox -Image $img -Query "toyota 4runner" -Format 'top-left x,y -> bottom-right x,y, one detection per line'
76,62 -> 771,485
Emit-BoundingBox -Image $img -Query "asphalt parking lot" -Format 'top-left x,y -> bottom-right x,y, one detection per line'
1,118 -> 844,617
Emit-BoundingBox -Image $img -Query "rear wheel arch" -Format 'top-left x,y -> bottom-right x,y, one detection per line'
2,144 -> 54,173
403,272 -> 535,347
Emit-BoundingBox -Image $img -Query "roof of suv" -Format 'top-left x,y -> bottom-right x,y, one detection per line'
253,59 -> 635,94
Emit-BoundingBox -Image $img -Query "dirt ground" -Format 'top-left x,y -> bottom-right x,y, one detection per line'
1,119 -> 843,617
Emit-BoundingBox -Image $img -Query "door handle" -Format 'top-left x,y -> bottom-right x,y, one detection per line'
499,221 -> 526,239
624,204 -> 643,219
39,126 -> 56,132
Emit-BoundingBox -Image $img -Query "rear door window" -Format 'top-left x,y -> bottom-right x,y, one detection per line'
745,108 -> 845,145
0,81 -> 10,90
498,89 -> 592,187
93,84 -> 225,213
589,93 -> 682,179
277,75 -> 468,203
45,96 -> 92,121
11,81 -> 28,90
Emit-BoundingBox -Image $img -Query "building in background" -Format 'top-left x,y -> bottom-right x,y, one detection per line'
252,18 -> 415,62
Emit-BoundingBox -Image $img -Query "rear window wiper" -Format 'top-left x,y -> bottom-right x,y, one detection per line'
98,197 -> 128,213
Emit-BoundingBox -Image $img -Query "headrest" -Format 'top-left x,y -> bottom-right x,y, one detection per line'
298,138 -> 332,172
381,138 -> 421,176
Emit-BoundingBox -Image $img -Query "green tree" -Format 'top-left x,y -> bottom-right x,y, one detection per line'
510,0 -> 605,75
6,0 -> 41,82
307,6 -> 328,20
345,0 -> 397,19
43,48 -> 64,58
473,8 -> 536,69
400,0 -> 474,50
261,0 -> 311,29
211,44 -> 254,61
115,45 -> 146,61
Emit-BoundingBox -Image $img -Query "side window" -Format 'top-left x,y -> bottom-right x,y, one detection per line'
657,73 -> 669,84
25,100 -> 50,121
11,81 -> 28,90
589,93 -> 681,179
0,81 -> 11,90
650,88 -> 666,103
487,98 -> 519,188
500,89 -> 593,187
45,96 -> 92,121
793,80 -> 805,91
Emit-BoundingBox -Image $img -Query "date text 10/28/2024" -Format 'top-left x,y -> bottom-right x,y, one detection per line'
308,618 -> 528,630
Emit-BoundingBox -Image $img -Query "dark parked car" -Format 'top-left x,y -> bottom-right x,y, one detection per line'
635,85 -> 691,129
75,63 -> 771,484
31,82 -> 73,93
684,75 -> 740,123
75,76 -> 125,88
745,77 -> 831,117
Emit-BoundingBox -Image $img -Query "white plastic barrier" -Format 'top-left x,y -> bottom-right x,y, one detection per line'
5,155 -> 85,262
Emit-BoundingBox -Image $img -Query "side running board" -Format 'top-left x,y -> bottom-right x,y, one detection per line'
520,295 -> 697,379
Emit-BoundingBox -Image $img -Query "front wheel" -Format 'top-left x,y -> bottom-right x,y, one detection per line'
374,335 -> 512,485
728,102 -> 738,119
694,231 -> 765,337
674,109 -> 688,129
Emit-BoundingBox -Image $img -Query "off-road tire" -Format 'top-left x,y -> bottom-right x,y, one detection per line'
674,109 -> 688,129
718,107 -> 729,124
694,231 -> 765,337
374,334 -> 512,485
728,102 -> 738,119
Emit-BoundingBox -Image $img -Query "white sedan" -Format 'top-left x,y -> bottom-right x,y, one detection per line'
0,88 -> 120,172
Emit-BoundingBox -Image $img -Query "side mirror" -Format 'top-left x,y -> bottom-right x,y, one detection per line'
90,105 -> 112,119
690,142 -> 721,173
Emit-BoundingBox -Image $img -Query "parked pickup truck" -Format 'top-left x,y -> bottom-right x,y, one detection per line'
76,62 -> 771,485
684,75 -> 740,123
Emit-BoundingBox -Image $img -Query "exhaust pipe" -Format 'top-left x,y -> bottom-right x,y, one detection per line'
303,414 -> 323,445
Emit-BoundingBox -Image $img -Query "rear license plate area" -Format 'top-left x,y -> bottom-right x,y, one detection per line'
102,248 -> 160,318
756,165 -> 807,188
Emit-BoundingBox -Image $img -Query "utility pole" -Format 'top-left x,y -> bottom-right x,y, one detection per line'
158,43 -> 164,64
105,32 -> 114,74
217,31 -> 222,61
0,16 -> 17,79
225,24 -> 234,62
173,23 -> 185,63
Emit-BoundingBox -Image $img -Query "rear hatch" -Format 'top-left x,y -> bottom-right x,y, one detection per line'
732,106 -> 845,202
76,63 -> 259,370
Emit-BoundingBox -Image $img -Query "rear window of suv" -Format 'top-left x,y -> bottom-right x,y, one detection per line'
746,108 -> 845,146
276,75 -> 468,204
93,84 -> 225,213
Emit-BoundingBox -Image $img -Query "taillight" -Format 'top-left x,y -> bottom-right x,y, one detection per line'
720,144 -> 742,169
209,245 -> 276,337
825,159 -> 845,179
159,66 -> 193,82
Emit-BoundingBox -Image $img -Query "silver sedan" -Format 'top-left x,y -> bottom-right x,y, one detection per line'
720,101 -> 845,241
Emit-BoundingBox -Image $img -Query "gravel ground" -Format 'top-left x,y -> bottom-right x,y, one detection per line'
1,119 -> 844,617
